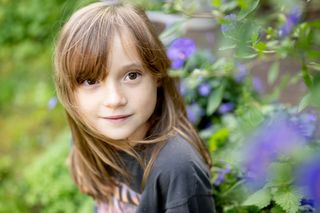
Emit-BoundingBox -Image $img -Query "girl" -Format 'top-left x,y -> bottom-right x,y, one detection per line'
54,0 -> 215,212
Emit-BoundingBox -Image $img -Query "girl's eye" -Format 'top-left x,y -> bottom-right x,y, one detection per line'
82,79 -> 99,86
124,72 -> 142,81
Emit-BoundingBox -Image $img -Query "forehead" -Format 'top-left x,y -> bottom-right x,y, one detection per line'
109,29 -> 142,66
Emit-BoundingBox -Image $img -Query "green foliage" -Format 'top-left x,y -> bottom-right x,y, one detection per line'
243,187 -> 271,209
24,130 -> 94,213
207,82 -> 225,115
161,0 -> 320,211
273,189 -> 302,213
0,0 -> 95,211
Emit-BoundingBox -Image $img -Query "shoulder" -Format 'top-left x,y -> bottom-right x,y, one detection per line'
153,134 -> 209,176
137,135 -> 213,211
147,135 -> 212,207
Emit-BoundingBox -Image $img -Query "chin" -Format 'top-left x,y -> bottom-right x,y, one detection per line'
102,132 -> 131,141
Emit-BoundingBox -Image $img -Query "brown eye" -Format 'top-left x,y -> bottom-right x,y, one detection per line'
83,79 -> 99,86
128,72 -> 138,80
124,72 -> 142,81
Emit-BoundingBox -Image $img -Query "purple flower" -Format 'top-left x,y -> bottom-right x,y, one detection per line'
48,96 -> 58,110
187,103 -> 204,124
290,112 -> 317,140
252,77 -> 265,94
198,82 -> 212,97
278,7 -> 302,38
301,198 -> 315,206
218,102 -> 234,114
221,14 -> 237,33
300,198 -> 317,213
295,155 -> 320,210
235,63 -> 248,82
243,114 -> 305,189
167,38 -> 196,70
214,163 -> 231,186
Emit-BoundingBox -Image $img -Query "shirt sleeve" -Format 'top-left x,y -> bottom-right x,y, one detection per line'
136,136 -> 216,213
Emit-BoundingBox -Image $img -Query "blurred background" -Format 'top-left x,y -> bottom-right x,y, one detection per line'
1,0 -> 320,212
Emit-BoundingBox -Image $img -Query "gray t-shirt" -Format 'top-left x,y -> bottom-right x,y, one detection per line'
117,135 -> 216,213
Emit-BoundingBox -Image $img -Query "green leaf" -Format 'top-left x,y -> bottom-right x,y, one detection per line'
298,93 -> 311,112
254,42 -> 267,53
168,69 -> 185,77
206,83 -> 225,115
242,187 -> 271,209
264,74 -> 289,103
211,0 -> 222,7
302,61 -> 313,89
310,83 -> 320,108
238,0 -> 260,20
251,31 -> 260,45
270,206 -> 286,213
159,20 -> 185,45
237,107 -> 265,134
267,162 -> 293,185
268,62 -> 279,85
208,128 -> 229,152
218,44 -> 237,51
273,188 -> 302,213
309,62 -> 320,71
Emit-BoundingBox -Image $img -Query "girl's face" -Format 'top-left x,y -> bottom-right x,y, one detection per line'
75,34 -> 158,141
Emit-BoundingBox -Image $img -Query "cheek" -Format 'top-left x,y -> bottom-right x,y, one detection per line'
145,85 -> 158,114
131,82 -> 157,112
75,92 -> 96,114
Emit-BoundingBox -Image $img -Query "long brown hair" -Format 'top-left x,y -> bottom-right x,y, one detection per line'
54,1 -> 211,203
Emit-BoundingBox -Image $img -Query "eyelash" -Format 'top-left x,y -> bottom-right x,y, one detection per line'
123,71 -> 142,81
80,71 -> 142,87
82,79 -> 100,86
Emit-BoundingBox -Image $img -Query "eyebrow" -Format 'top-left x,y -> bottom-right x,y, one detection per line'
120,62 -> 144,71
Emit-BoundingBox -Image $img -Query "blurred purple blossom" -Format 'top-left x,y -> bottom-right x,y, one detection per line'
278,7 -> 302,38
214,163 -> 231,186
290,112 -> 317,140
252,77 -> 265,94
167,38 -> 196,70
170,59 -> 185,70
221,14 -> 237,33
300,198 -> 315,212
198,82 -> 212,97
48,96 -> 58,110
187,102 -> 204,124
243,114 -> 305,188
301,198 -> 315,207
235,63 -> 248,82
295,155 -> 320,210
218,102 -> 235,114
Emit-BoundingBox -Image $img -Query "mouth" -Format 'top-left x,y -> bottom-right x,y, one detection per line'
102,114 -> 132,122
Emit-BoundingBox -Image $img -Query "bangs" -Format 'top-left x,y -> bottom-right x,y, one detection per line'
117,6 -> 171,78
61,9 -> 117,89
56,2 -> 171,92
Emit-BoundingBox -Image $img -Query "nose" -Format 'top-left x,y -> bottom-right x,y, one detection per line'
102,82 -> 127,108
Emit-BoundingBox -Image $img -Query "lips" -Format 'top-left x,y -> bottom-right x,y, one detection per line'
103,115 -> 131,120
102,114 -> 132,122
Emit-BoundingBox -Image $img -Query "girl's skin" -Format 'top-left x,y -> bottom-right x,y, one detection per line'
75,32 -> 158,141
